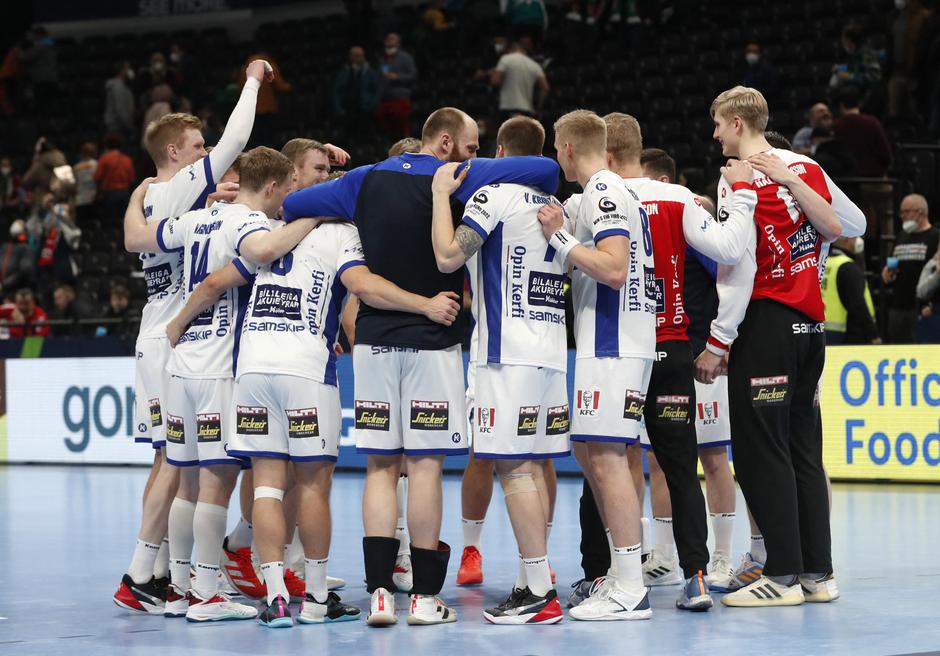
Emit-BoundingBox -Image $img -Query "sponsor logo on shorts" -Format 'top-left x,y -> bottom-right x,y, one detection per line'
356,400 -> 390,431
577,389 -> 600,416
196,413 -> 222,442
477,407 -> 496,434
792,322 -> 824,334
410,401 -> 449,431
166,414 -> 185,444
750,376 -> 789,406
546,405 -> 569,435
149,398 -> 162,427
517,405 -> 540,436
623,390 -> 645,421
697,401 -> 719,425
236,405 -> 269,435
656,395 -> 690,423
286,408 -> 319,438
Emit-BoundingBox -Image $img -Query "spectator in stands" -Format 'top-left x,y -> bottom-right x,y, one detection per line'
916,246 -> 940,318
888,0 -> 929,118
376,33 -> 417,138
73,143 -> 98,224
7,288 -> 49,338
830,25 -> 883,95
140,83 -> 174,149
423,1 -> 456,31
809,127 -> 858,178
333,46 -> 381,139
834,86 -> 892,177
736,41 -> 778,99
492,38 -> 549,121
137,52 -> 170,98
48,283 -> 86,336
0,44 -> 22,116
0,219 -> 34,296
503,0 -> 549,42
104,61 -> 136,147
18,27 -> 58,112
822,235 -> 880,345
22,137 -> 67,211
0,157 -> 27,214
102,284 -> 133,337
916,1 -> 940,136
791,103 -> 833,154
239,53 -> 292,147
34,188 -> 81,294
93,133 -> 135,221
882,194 -> 939,342
168,43 -> 195,96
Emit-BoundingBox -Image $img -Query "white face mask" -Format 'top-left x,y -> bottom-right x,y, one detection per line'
494,43 -> 506,54
170,52 -> 182,63
385,47 -> 398,56
10,222 -> 24,238
125,68 -> 135,81
745,52 -> 760,65
902,219 -> 919,233
853,238 -> 865,255
0,166 -> 10,176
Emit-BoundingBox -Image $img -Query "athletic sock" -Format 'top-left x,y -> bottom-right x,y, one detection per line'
153,537 -> 170,579
750,534 -> 766,563
395,477 -> 410,556
305,557 -> 329,602
640,517 -> 651,557
768,574 -> 798,587
523,556 -> 552,597
710,512 -> 736,558
128,540 -> 161,584
546,521 -> 553,542
225,517 -> 252,551
461,518 -> 485,549
192,502 -> 228,598
613,543 -> 644,593
285,526 -> 304,573
653,516 -> 676,559
515,554 -> 527,590
605,528 -> 618,577
260,561 -> 288,605
168,498 -> 196,592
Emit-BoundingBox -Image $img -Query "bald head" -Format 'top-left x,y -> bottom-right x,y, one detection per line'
808,103 -> 832,129
900,193 -> 930,230
421,107 -> 479,162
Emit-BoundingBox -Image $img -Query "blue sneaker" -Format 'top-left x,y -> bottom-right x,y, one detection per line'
676,570 -> 713,611
567,578 -> 594,608
259,595 -> 293,628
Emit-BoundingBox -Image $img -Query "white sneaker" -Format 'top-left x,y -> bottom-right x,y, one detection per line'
393,554 -> 413,593
327,575 -> 346,591
407,594 -> 457,625
800,573 -> 839,603
185,589 -> 258,622
569,578 -> 652,621
642,550 -> 683,586
705,552 -> 735,591
163,584 -> 189,618
298,592 -> 361,624
721,576 -> 804,607
366,587 -> 397,626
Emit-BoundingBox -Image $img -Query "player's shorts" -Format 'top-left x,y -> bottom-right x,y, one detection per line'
134,336 -> 171,449
353,344 -> 468,457
472,364 -> 570,460
227,373 -> 340,463
164,375 -> 241,468
639,377 -> 730,450
571,356 -> 652,444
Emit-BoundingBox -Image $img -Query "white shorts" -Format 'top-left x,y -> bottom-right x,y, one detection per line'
472,364 -> 570,460
353,344 -> 468,456
571,357 -> 652,444
228,373 -> 340,463
134,336 -> 171,448
638,377 -> 731,450
164,376 -> 241,467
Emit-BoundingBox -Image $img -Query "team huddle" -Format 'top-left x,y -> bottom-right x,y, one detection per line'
112,58 -> 865,628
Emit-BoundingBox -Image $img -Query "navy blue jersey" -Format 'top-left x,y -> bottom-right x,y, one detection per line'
683,246 -> 718,355
282,152 -> 560,349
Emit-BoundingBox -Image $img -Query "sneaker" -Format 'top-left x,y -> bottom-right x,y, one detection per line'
284,569 -> 306,601
407,594 -> 457,625
185,589 -> 258,622
705,553 -> 735,591
221,538 -> 265,599
483,587 -> 563,625
566,578 -> 594,608
366,587 -> 397,626
642,550 -> 683,586
676,570 -> 713,611
298,592 -> 361,624
456,546 -> 483,586
724,552 -> 765,592
393,554 -> 413,593
327,575 -> 346,591
569,578 -> 652,621
164,584 -> 189,618
721,576 -> 804,607
113,574 -> 166,614
258,595 -> 292,628
800,573 -> 839,603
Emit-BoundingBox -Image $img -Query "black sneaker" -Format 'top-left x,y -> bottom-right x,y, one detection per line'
113,574 -> 166,614
484,587 -> 563,625
258,595 -> 292,628
298,591 -> 361,623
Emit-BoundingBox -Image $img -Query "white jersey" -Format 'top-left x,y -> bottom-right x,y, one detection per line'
237,221 -> 366,386
565,169 -> 657,360
156,202 -> 271,379
462,183 -> 568,372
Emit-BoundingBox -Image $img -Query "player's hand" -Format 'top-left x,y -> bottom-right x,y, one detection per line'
208,181 -> 239,204
719,159 -> 753,186
537,203 -> 565,239
431,162 -> 467,196
749,152 -> 795,185
423,291 -> 461,326
246,59 -> 274,83
131,176 -> 156,203
323,143 -> 350,167
166,319 -> 185,348
881,266 -> 896,284
694,349 -> 725,384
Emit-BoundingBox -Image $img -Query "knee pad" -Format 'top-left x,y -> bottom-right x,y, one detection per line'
254,486 -> 285,502
499,472 -> 537,497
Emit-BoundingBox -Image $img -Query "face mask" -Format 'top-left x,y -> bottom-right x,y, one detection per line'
853,238 -> 865,255
125,68 -> 135,81
895,0 -> 906,9
745,53 -> 760,65
10,222 -> 23,238
494,43 -> 506,54
152,62 -> 165,73
902,220 -> 919,233
385,47 -> 398,56
0,167 -> 10,176
170,52 -> 181,63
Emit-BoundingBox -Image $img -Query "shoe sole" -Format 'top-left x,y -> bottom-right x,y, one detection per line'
259,617 -> 293,628
720,596 -> 804,607
456,576 -> 483,586
113,597 -> 164,615
803,591 -> 839,603
483,612 -> 563,625
186,612 -> 259,622
164,611 -> 187,618
367,612 -> 397,626
644,578 -> 683,587
298,612 -> 361,624
676,597 -> 713,612
569,609 -> 652,621
407,614 -> 458,625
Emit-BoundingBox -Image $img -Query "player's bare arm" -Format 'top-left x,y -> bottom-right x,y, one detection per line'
123,177 -> 160,252
537,203 -> 629,289
430,162 -> 482,272
340,266 -> 460,326
238,217 -> 318,265
165,262 -> 249,347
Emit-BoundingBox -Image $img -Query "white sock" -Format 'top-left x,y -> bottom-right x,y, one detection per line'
546,521 -> 553,542
226,517 -> 252,551
750,534 -> 766,564
127,540 -> 161,584
251,538 -> 261,570
305,557 -> 328,602
523,556 -> 553,597
153,537 -> 170,579
285,526 -> 304,573
168,498 -> 196,592
605,528 -> 617,577
653,517 -> 676,559
640,517 -> 651,557
613,543 -> 644,593
514,555 -> 527,590
395,476 -> 409,556
710,512 -> 736,558
260,561 -> 288,605
193,502 -> 228,597
462,518 -> 485,549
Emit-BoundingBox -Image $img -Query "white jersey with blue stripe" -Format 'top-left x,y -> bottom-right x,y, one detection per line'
463,183 -> 568,372
156,202 -> 271,379
237,221 -> 365,386
566,169 -> 657,361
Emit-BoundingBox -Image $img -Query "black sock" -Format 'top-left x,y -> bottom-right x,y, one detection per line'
363,536 -> 400,593
410,541 -> 451,596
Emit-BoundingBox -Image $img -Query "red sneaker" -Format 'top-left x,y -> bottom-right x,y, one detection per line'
456,546 -> 483,586
284,568 -> 306,600
113,574 -> 166,614
221,538 -> 265,599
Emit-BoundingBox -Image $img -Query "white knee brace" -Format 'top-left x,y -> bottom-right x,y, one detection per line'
254,486 -> 285,501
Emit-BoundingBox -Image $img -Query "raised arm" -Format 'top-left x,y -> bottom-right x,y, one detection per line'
341,265 -> 460,326
538,203 -> 628,289
682,160 -> 758,265
207,61 -> 267,180
123,178 -> 161,252
166,262 -> 250,346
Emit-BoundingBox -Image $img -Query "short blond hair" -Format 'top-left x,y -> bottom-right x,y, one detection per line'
238,146 -> 294,193
554,109 -> 607,156
710,86 -> 769,132
603,112 -> 642,165
281,138 -> 330,166
144,113 -> 203,166
388,137 -> 422,156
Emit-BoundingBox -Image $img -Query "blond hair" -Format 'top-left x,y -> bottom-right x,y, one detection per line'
554,109 -> 607,156
602,112 -> 642,165
710,86 -> 769,132
388,137 -> 423,156
280,138 -> 330,166
144,113 -> 203,166
238,146 -> 294,193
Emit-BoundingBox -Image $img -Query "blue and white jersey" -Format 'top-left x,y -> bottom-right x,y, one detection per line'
237,222 -> 365,386
566,169 -> 657,361
463,183 -> 568,372
156,202 -> 271,379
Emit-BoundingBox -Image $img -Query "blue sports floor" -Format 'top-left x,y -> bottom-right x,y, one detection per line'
1,465 -> 938,655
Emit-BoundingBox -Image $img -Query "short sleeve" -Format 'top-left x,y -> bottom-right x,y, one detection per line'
584,180 -> 632,244
231,257 -> 257,283
157,216 -> 186,252
234,212 -> 272,256
461,184 -> 503,240
796,161 -> 833,205
336,224 -> 367,276
495,55 -> 509,73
